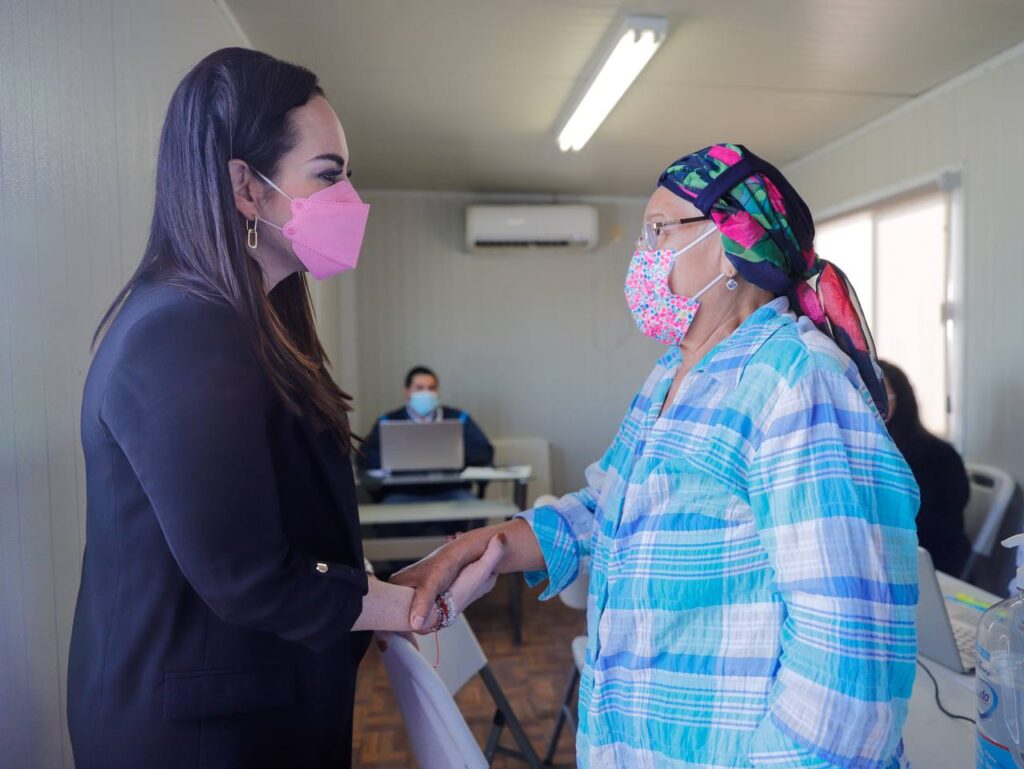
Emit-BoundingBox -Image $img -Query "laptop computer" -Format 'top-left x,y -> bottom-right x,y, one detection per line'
379,419 -> 465,474
916,546 -> 986,673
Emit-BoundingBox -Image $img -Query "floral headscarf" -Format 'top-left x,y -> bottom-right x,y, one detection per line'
659,143 -> 886,418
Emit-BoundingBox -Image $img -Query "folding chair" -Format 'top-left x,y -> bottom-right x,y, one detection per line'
961,462 -> 1017,582
541,569 -> 588,766
419,615 -> 542,768
378,631 -> 488,769
534,492 -> 589,766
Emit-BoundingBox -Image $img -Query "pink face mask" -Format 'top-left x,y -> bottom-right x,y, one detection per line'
625,225 -> 729,346
256,170 -> 370,280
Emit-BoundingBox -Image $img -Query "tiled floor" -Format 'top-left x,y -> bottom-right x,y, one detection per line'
352,578 -> 586,768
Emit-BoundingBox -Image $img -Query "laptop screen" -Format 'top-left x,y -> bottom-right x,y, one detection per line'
379,419 -> 466,473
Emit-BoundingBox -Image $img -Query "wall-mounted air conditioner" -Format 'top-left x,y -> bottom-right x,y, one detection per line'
465,204 -> 598,253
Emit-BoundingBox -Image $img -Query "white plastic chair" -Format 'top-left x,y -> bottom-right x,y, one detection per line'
961,463 -> 1017,582
486,438 -> 553,501
417,615 -> 542,768
535,492 -> 590,766
543,591 -> 588,765
378,631 -> 488,769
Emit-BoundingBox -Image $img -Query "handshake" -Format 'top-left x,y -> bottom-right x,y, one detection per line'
389,525 -> 514,633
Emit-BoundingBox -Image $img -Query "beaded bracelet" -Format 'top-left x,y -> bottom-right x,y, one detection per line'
435,590 -> 456,629
431,591 -> 457,669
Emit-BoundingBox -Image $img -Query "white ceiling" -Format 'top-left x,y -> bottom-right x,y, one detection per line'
226,0 -> 1024,195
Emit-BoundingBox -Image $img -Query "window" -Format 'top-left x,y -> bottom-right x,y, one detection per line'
816,183 -> 960,441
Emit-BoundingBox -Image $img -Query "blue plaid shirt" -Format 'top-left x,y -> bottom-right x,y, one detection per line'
520,298 -> 919,769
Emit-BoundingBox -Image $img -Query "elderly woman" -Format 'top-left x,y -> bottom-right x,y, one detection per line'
393,144 -> 920,769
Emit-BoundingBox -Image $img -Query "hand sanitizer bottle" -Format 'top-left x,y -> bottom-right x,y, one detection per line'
977,535 -> 1024,768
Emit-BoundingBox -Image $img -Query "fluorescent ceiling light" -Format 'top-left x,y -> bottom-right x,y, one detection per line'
557,16 -> 667,153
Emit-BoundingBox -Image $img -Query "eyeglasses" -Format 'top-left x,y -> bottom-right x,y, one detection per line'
639,215 -> 709,250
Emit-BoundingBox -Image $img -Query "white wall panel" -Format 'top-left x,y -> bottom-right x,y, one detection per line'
0,2 -> 243,765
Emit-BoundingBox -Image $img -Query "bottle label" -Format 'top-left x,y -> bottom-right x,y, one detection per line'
980,679 -> 999,721
978,731 -> 1019,769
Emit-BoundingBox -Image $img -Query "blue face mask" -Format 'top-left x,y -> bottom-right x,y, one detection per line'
409,391 -> 439,418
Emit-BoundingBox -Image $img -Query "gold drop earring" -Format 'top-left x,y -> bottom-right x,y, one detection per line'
247,217 -> 259,249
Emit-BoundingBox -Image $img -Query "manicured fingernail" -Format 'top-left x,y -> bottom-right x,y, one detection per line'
412,615 -> 424,630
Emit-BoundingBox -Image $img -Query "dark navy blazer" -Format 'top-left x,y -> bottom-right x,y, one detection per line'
68,280 -> 372,769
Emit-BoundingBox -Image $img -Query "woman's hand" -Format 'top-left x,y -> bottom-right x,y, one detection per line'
391,519 -> 545,632
446,533 -> 506,618
390,529 -> 492,632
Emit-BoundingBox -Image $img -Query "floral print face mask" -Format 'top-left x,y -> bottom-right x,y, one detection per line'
624,225 -> 727,346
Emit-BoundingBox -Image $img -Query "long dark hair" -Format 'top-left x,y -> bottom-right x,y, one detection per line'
878,359 -> 922,447
95,48 -> 354,450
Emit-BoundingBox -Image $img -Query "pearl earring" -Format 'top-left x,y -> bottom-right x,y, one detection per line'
726,277 -> 738,291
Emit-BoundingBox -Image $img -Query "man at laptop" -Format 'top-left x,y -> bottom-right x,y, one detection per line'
359,365 -> 494,503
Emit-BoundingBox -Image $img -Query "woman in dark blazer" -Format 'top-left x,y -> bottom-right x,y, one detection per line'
68,48 -> 503,769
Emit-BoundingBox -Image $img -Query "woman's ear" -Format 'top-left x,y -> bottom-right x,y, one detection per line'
227,159 -> 261,221
717,244 -> 737,279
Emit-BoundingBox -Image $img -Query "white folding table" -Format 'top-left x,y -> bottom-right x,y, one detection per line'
903,571 -> 1000,768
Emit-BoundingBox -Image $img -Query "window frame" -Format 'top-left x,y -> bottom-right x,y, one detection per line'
814,169 -> 965,451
